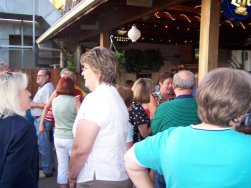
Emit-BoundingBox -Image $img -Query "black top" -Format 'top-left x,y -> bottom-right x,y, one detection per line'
129,101 -> 150,143
0,114 -> 38,188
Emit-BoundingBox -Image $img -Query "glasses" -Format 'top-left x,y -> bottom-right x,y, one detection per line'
37,74 -> 46,77
0,71 -> 13,83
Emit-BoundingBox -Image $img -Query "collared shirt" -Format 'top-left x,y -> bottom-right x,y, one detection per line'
151,94 -> 201,134
73,84 -> 129,182
31,82 -> 55,116
175,94 -> 193,99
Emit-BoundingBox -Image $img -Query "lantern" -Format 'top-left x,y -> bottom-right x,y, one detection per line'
128,25 -> 141,42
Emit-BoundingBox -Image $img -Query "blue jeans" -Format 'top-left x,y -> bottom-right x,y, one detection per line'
154,170 -> 166,188
34,118 -> 53,174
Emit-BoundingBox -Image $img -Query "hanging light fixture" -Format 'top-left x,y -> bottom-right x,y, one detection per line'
128,24 -> 141,42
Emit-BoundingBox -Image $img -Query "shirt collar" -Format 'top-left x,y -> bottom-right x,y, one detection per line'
175,94 -> 193,99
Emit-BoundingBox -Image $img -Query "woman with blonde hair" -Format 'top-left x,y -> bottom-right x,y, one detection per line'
129,78 -> 154,143
0,72 -> 38,188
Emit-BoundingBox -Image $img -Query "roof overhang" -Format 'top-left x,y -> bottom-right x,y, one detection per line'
36,0 -> 188,45
36,0 -> 107,44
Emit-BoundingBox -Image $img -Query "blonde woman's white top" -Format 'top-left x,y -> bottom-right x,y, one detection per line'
73,84 -> 129,182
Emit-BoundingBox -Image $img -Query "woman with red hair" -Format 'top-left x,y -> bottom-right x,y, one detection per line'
52,77 -> 81,188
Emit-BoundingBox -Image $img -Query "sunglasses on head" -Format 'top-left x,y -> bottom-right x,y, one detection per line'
0,71 -> 13,82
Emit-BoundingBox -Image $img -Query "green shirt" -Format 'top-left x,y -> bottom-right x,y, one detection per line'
151,97 -> 201,134
52,95 -> 76,139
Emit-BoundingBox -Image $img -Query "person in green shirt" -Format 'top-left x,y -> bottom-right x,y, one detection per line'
151,70 -> 201,188
151,70 -> 201,135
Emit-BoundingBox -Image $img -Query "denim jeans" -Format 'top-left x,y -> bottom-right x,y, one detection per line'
34,118 -> 53,174
154,170 -> 166,188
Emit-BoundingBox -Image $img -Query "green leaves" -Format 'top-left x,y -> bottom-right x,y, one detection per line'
64,51 -> 75,71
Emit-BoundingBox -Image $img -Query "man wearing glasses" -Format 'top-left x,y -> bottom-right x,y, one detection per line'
31,68 -> 55,178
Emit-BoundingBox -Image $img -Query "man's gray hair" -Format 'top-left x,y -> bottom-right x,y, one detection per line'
173,70 -> 195,90
60,68 -> 73,77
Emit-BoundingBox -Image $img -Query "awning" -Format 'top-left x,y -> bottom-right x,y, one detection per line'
36,0 -> 106,44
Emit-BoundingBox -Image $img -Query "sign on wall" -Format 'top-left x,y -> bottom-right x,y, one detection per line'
221,0 -> 251,21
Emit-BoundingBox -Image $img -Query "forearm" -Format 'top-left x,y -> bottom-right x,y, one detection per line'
40,105 -> 50,125
30,101 -> 45,109
69,119 -> 100,187
138,124 -> 151,138
69,149 -> 88,183
149,96 -> 157,119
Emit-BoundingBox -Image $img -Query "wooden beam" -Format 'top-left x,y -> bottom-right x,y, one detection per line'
100,31 -> 110,48
167,5 -> 201,15
198,0 -> 220,81
99,0 -> 187,30
80,24 -> 99,30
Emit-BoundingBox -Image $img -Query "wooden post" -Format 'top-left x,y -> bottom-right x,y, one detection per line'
76,45 -> 81,73
198,0 -> 220,81
100,31 -> 110,48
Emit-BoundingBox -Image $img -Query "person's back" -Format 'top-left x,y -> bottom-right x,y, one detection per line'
52,95 -> 76,139
0,115 -> 38,188
152,97 -> 201,134
143,126 -> 251,188
152,70 -> 201,134
124,68 -> 251,188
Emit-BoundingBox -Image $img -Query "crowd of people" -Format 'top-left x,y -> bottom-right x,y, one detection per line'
0,47 -> 251,188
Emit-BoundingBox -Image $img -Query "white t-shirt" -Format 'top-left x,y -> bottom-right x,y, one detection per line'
73,84 -> 129,182
31,82 -> 55,116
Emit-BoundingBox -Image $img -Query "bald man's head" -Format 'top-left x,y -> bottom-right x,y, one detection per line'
173,70 -> 195,90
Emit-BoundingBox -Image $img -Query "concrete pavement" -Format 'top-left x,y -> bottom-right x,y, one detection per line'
39,175 -> 57,188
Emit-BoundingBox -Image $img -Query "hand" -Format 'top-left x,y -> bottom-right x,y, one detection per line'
69,178 -> 77,188
30,101 -> 35,108
39,124 -> 45,132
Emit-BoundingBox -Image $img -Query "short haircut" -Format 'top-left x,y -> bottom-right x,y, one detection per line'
117,85 -> 133,108
132,78 -> 152,103
124,80 -> 134,88
56,77 -> 75,95
0,72 -> 28,118
80,47 -> 117,85
158,72 -> 173,84
60,68 -> 76,82
173,70 -> 195,90
60,68 -> 73,78
197,68 -> 251,127
40,68 -> 51,79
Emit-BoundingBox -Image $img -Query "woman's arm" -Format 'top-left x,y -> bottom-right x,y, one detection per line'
124,145 -> 154,188
69,119 -> 100,188
39,91 -> 57,132
138,123 -> 152,138
73,95 -> 82,112
149,95 -> 157,119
